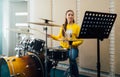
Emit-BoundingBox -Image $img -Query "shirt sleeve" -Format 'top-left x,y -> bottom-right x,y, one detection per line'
50,27 -> 63,40
72,25 -> 83,47
72,39 -> 83,47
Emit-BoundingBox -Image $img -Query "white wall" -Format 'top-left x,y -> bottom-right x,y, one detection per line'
2,0 -> 10,56
29,0 -> 52,46
2,0 -> 28,56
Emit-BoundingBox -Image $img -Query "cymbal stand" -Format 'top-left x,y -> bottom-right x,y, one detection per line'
15,33 -> 23,57
43,20 -> 49,77
22,27 -> 31,56
43,26 -> 48,77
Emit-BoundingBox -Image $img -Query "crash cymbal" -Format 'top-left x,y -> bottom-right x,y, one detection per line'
18,27 -> 39,31
28,22 -> 61,27
18,27 -> 46,35
6,28 -> 33,35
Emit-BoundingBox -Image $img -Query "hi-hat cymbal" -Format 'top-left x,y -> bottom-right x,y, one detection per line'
6,28 -> 33,35
28,22 -> 61,27
58,39 -> 82,41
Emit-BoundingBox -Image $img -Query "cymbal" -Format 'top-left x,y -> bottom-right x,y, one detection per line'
6,28 -> 33,35
40,18 -> 53,22
18,27 -> 39,31
18,27 -> 46,35
28,22 -> 61,27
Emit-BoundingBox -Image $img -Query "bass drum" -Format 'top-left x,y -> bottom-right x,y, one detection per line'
0,52 -> 44,77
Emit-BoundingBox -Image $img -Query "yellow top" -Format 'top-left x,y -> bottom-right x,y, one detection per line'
51,23 -> 83,49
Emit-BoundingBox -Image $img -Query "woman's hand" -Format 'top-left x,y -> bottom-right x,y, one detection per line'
47,34 -> 51,38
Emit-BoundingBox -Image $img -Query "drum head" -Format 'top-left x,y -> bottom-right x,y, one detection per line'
0,58 -> 10,77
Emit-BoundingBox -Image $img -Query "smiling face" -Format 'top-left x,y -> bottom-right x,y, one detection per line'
66,10 -> 74,24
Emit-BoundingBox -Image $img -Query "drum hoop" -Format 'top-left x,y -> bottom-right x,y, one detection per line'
9,57 -> 16,76
48,48 -> 67,51
27,52 -> 44,77
0,58 -> 11,76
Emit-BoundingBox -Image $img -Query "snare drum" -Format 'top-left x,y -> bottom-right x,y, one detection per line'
47,48 -> 68,61
0,52 -> 44,77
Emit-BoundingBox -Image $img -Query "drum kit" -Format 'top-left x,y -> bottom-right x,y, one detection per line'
0,19 -> 69,77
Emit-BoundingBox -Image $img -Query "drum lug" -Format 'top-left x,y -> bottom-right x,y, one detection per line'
16,73 -> 21,76
37,68 -> 41,71
11,58 -> 16,62
10,73 -> 20,77
6,59 -> 10,62
10,75 -> 15,77
25,65 -> 29,68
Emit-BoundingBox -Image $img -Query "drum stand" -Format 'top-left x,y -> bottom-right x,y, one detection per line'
52,60 -> 58,77
68,40 -> 74,77
64,40 -> 74,77
63,33 -> 75,77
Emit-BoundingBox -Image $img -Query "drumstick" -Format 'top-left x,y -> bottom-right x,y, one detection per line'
58,38 -> 82,41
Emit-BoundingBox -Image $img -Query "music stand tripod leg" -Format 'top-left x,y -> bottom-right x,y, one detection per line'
97,38 -> 101,77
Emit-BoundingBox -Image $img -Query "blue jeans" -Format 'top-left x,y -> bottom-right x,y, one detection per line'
68,48 -> 79,77
58,46 -> 79,77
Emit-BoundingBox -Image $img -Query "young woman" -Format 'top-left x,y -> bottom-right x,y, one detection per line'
48,10 -> 83,77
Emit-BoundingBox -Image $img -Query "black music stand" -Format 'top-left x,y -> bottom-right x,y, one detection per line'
78,11 -> 117,77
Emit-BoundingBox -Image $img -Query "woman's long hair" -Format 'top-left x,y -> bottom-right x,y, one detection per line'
62,10 -> 75,37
